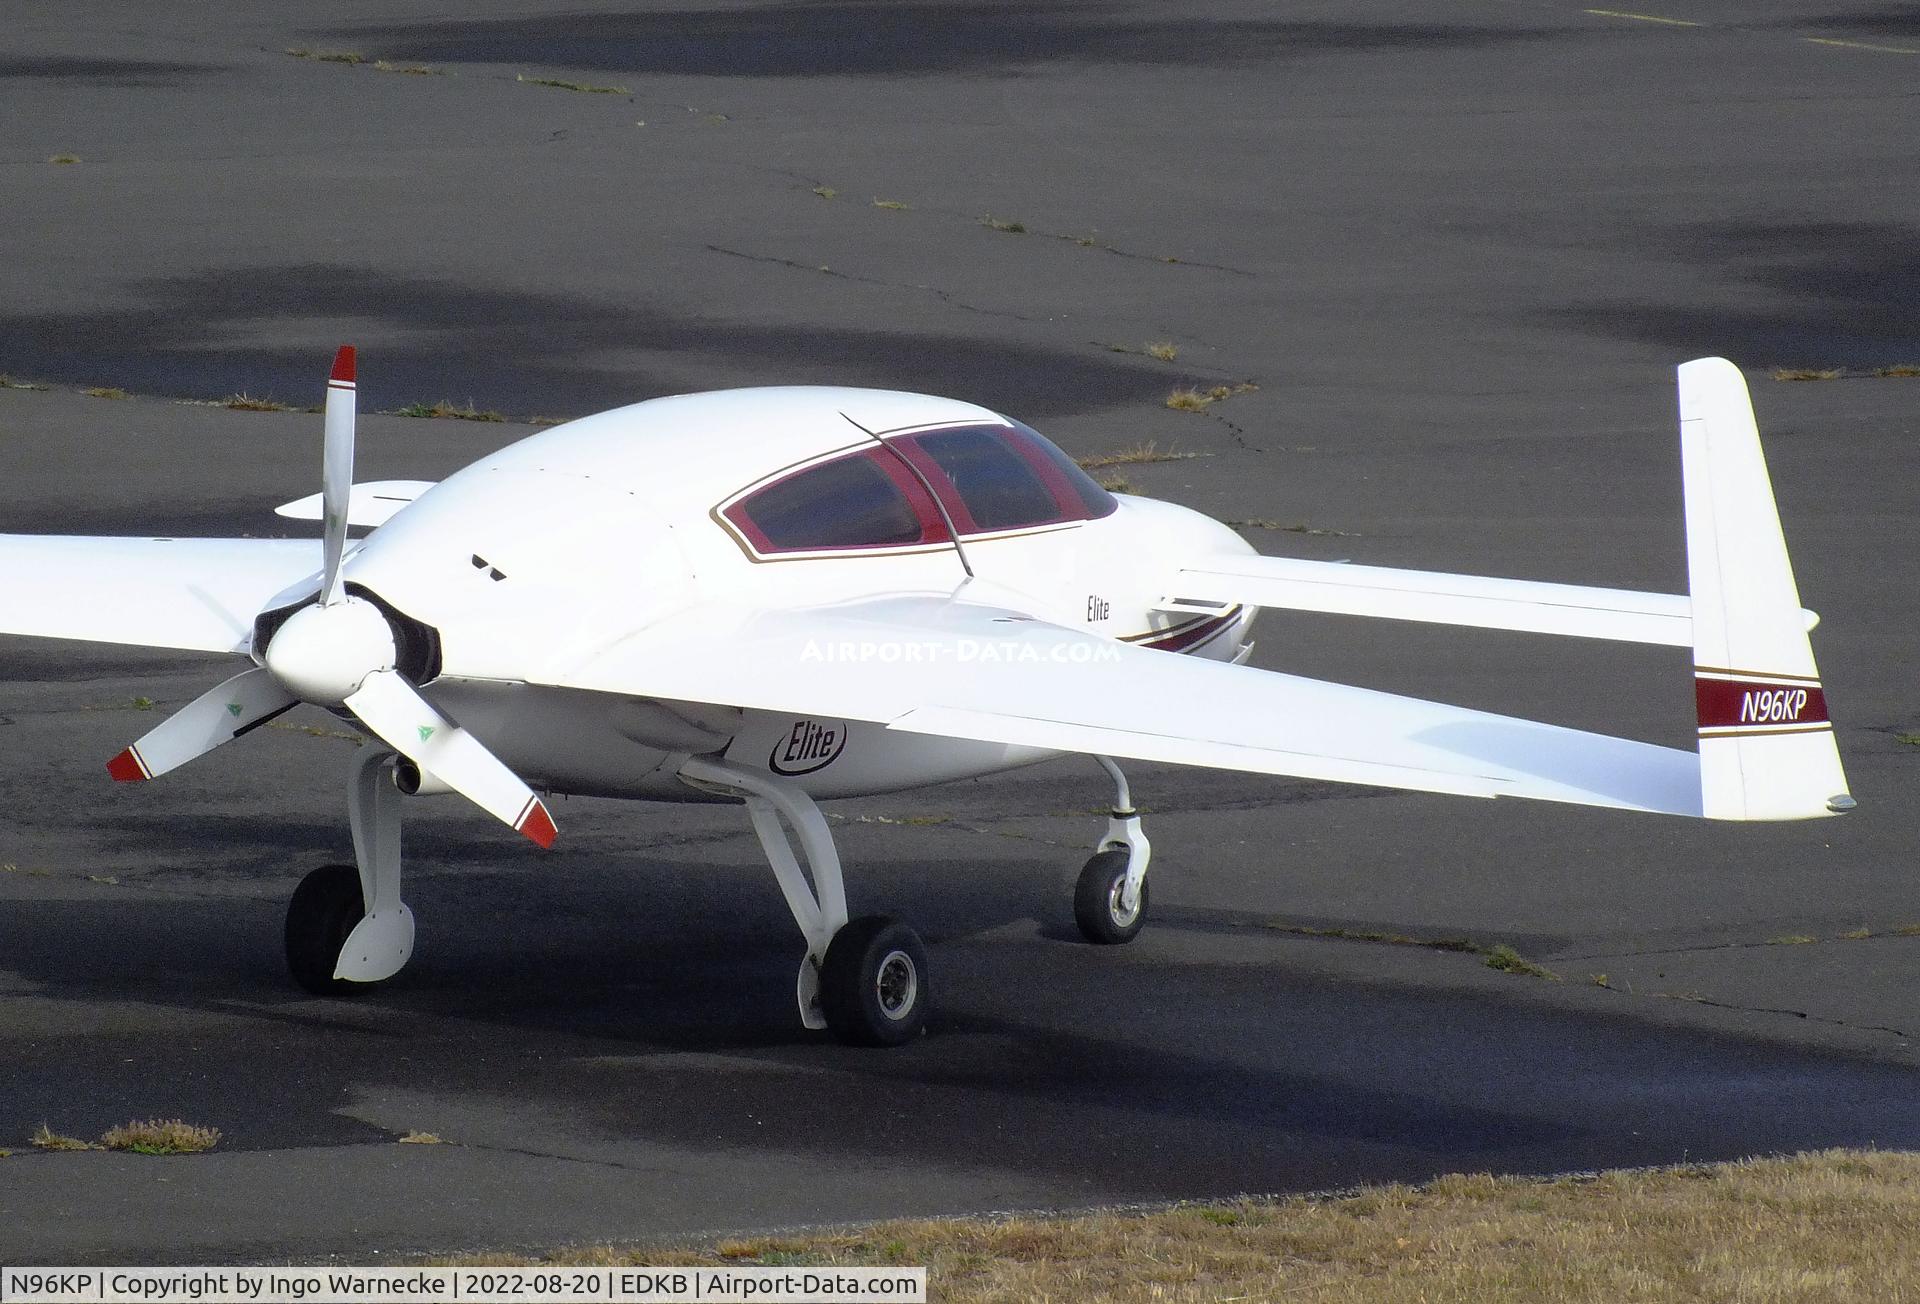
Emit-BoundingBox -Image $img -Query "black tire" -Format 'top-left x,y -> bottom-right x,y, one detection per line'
820,916 -> 929,1047
285,864 -> 368,995
1074,848 -> 1147,944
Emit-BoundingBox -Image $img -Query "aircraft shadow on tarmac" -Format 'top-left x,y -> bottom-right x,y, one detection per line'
1545,217 -> 1920,368
318,9 -> 1566,80
0,264 -> 1171,424
9,812 -> 1920,1199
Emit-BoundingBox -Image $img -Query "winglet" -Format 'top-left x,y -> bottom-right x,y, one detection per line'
330,345 -> 356,386
516,798 -> 558,849
106,746 -> 149,782
1679,358 -> 1851,819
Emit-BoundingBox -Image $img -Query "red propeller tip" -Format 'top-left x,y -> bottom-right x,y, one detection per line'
518,800 -> 558,850
330,345 -> 356,384
106,747 -> 149,782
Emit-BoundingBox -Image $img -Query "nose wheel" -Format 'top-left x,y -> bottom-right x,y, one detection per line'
285,748 -> 416,995
1074,847 -> 1149,944
1073,755 -> 1152,944
284,863 -> 367,994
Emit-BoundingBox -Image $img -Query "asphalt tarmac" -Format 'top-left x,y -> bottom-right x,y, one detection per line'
4,0 -> 1919,1267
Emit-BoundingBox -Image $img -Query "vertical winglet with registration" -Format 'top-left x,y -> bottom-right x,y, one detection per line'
1679,357 -> 1852,820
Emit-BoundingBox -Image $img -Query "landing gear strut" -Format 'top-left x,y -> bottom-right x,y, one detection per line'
679,756 -> 929,1046
285,747 -> 416,994
1074,755 -> 1151,944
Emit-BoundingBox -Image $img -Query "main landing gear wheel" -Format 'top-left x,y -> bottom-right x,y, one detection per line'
820,916 -> 929,1047
1075,848 -> 1148,944
285,864 -> 367,995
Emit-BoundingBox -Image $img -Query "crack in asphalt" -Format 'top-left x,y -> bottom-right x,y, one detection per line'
1638,989 -> 1911,1041
704,244 -> 1049,325
759,170 -> 1258,279
1197,402 -> 1265,454
411,1136 -> 683,1176
1018,226 -> 1258,279
1565,932 -> 1920,963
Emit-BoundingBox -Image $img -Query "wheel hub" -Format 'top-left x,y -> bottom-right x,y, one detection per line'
875,949 -> 917,1019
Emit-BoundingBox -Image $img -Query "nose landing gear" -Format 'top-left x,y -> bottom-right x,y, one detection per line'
1074,755 -> 1151,944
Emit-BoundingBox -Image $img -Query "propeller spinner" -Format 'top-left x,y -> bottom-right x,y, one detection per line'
106,347 -> 556,849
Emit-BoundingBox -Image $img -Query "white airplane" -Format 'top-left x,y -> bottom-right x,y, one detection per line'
0,351 -> 1850,1045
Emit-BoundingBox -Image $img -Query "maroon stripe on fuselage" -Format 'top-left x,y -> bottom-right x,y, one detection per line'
1695,676 -> 1828,730
1143,608 -> 1241,654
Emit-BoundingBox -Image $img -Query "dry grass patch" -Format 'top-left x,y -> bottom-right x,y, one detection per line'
1228,518 -> 1358,537
811,186 -> 838,199
100,1119 -> 221,1155
1483,943 -> 1559,980
394,399 -> 505,422
434,1150 -> 1920,1302
220,393 -> 290,412
980,215 -> 1027,233
516,73 -> 628,94
1770,367 -> 1844,382
838,813 -> 953,828
0,375 -> 50,390
1076,440 -> 1199,469
83,386 -> 128,400
1874,363 -> 1920,378
398,1131 -> 447,1145
374,60 -> 440,75
47,154 -> 82,165
1770,934 -> 1818,945
1146,340 -> 1179,361
1264,921 -> 1556,979
266,720 -> 364,743
871,198 -> 910,210
1167,381 -> 1257,412
1092,472 -> 1136,494
1264,921 -> 1480,954
30,1124 -> 96,1152
285,48 -> 366,64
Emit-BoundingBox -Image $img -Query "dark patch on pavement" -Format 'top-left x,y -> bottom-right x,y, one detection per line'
0,56 -> 221,86
0,264 -> 1170,420
1548,219 -> 1920,366
326,8 -> 1569,79
1795,8 -> 1920,38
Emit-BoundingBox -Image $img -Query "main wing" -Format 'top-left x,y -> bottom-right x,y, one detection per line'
549,592 -> 1704,818
0,536 -> 322,654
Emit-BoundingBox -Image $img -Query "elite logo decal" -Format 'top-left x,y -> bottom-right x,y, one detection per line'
770,719 -> 848,775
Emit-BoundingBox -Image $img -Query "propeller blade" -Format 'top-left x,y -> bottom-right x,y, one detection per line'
320,345 -> 357,607
107,667 -> 298,782
342,668 -> 556,848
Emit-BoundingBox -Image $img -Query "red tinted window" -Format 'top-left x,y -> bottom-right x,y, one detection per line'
725,448 -> 945,554
908,427 -> 1058,531
1007,421 -> 1120,519
892,423 -> 1118,533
